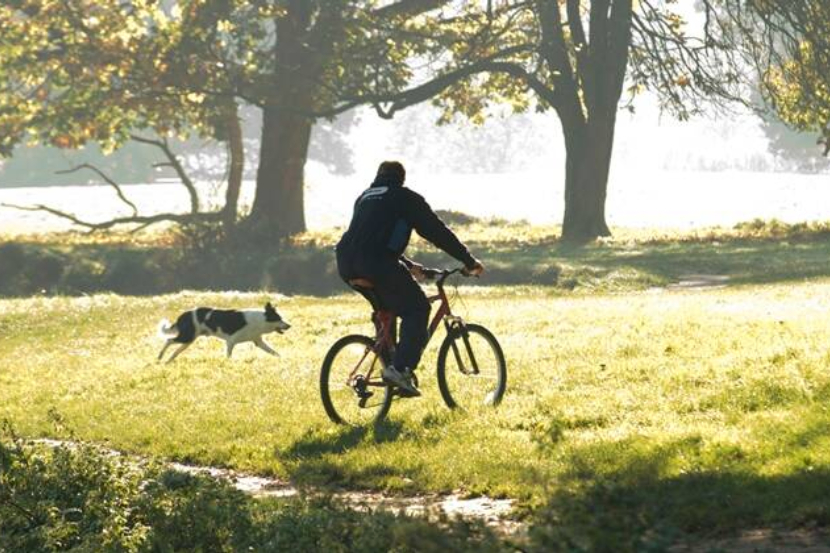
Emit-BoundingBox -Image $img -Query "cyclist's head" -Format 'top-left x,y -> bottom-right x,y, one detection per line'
374,161 -> 406,187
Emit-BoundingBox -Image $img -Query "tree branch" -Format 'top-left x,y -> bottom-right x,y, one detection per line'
129,134 -> 200,213
55,164 -> 139,217
536,0 -> 585,125
1,203 -> 220,233
373,0 -> 449,20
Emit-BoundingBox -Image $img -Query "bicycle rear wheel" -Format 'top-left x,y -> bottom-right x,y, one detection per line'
320,334 -> 393,425
437,323 -> 507,410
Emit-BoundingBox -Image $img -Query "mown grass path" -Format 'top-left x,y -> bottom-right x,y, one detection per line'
3,280 -> 830,537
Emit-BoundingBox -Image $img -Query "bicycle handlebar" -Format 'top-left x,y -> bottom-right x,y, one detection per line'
422,267 -> 476,284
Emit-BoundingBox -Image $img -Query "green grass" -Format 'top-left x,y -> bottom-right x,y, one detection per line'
3,272 -> 830,538
4,217 -> 830,296
4,219 -> 830,543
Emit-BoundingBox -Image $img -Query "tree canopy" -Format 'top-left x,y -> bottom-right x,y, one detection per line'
736,0 -> 830,155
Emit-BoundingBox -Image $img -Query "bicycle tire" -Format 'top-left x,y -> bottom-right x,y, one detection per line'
436,323 -> 507,410
320,334 -> 393,425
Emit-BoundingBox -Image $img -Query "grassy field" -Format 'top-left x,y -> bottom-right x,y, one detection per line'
3,217 -> 830,297
3,222 -> 830,544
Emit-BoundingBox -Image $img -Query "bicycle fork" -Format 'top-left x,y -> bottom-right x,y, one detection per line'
445,318 -> 480,376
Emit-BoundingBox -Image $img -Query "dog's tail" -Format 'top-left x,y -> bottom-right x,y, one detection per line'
158,319 -> 178,338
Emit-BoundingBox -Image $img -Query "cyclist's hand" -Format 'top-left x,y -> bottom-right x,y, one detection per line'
464,259 -> 485,277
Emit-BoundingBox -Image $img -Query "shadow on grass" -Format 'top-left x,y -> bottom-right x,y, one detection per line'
529,417 -> 830,551
274,420 -> 421,489
3,220 -> 830,296
280,420 -> 404,460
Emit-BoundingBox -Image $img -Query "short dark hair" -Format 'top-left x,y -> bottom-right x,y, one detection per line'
375,161 -> 406,187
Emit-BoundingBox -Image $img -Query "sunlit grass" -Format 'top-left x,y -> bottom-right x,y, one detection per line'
3,278 -> 830,532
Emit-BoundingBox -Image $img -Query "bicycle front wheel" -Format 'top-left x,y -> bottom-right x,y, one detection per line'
437,323 -> 507,410
320,335 -> 393,425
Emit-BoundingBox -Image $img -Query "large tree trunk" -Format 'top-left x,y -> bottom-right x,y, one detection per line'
245,2 -> 337,239
560,114 -> 617,243
249,104 -> 312,238
540,0 -> 632,244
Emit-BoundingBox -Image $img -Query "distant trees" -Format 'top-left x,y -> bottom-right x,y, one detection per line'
733,1 -> 830,157
760,116 -> 830,173
0,1 -> 526,236
390,108 -> 555,174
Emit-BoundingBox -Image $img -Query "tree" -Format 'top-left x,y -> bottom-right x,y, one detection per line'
0,1 -> 525,237
225,0 -> 528,238
759,114 -> 829,173
733,0 -> 830,156
417,1 -> 748,242
0,0 -> 244,226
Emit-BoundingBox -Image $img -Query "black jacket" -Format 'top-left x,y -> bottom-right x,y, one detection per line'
336,182 -> 475,274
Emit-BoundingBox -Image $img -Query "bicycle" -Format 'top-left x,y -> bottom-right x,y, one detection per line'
320,267 -> 507,425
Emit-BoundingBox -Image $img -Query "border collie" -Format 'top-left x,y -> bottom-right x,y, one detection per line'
157,302 -> 290,362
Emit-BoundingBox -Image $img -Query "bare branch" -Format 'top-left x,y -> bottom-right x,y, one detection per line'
373,0 -> 449,19
129,134 -> 200,213
1,202 -> 220,233
55,164 -> 138,217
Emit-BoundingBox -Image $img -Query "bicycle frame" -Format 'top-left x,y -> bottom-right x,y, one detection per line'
351,268 -> 480,386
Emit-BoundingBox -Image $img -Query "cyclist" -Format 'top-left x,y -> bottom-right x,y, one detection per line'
336,161 -> 484,397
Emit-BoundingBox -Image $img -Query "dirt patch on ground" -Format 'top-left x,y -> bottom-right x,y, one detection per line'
667,274 -> 732,291
169,460 -> 518,531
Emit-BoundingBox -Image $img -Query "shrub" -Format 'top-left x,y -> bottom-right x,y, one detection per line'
0,243 -> 65,295
102,255 -> 162,295
0,422 -> 506,552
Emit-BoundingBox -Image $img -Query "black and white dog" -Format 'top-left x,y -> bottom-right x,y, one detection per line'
157,302 -> 290,362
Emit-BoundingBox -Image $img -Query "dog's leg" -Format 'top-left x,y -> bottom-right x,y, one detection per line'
253,338 -> 279,357
165,342 -> 192,363
157,339 -> 174,362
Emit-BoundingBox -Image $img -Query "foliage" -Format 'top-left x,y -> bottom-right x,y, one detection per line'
0,1 -> 229,156
0,419 -> 251,551
731,0 -> 830,155
0,421 -> 503,552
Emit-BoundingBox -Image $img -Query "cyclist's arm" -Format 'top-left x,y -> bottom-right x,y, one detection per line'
402,190 -> 476,269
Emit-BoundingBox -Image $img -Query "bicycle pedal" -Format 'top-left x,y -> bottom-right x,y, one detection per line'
358,393 -> 374,408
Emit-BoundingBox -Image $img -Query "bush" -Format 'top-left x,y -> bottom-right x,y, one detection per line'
102,255 -> 163,295
0,243 -> 65,295
61,258 -> 107,294
0,422 -> 506,552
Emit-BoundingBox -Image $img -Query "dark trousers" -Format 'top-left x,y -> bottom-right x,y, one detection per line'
338,254 -> 430,371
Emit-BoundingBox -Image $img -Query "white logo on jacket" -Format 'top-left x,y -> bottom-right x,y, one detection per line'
358,186 -> 389,204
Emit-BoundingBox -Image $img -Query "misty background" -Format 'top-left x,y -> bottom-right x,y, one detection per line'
1,91 -> 828,233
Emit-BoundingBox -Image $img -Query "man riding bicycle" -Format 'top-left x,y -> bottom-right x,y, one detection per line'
336,161 -> 484,397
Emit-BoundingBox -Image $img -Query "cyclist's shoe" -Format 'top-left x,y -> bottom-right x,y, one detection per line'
382,365 -> 421,397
